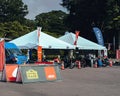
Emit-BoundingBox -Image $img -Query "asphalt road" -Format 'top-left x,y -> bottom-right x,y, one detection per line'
0,66 -> 120,96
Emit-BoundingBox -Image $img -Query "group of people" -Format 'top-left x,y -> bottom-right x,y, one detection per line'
53,54 -> 110,69
96,56 -> 110,67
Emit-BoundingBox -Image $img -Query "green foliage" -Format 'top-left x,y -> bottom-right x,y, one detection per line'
0,0 -> 36,39
35,10 -> 68,35
60,0 -> 120,51
61,0 -> 107,32
105,0 -> 120,31
44,31 -> 62,38
0,0 -> 28,23
24,19 -> 36,30
0,21 -> 30,39
0,0 -> 119,43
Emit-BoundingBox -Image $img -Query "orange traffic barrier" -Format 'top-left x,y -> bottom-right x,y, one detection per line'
1,64 -> 18,82
76,61 -> 81,69
94,61 -> 98,68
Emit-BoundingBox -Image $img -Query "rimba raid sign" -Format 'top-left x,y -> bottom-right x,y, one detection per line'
20,65 -> 46,83
26,69 -> 39,80
19,65 -> 61,84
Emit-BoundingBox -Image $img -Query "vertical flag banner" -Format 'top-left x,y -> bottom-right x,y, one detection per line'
0,39 -> 5,71
37,27 -> 42,62
74,31 -> 80,46
37,27 -> 42,46
93,27 -> 104,46
37,46 -> 42,62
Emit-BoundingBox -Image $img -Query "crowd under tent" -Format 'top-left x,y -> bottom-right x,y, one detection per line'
58,32 -> 107,57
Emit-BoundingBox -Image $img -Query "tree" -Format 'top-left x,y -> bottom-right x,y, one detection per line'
0,21 -> 30,39
61,0 -> 120,51
24,19 -> 36,30
61,0 -> 108,40
105,0 -> 120,31
104,0 -> 120,49
35,10 -> 68,36
0,0 -> 28,23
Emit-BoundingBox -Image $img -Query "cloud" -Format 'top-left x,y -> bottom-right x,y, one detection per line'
22,0 -> 67,20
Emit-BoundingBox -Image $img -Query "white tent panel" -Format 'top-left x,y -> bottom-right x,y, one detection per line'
59,32 -> 106,50
9,30 -> 74,49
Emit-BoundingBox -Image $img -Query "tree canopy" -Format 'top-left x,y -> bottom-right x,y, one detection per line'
35,10 -> 68,36
61,0 -> 120,41
0,0 -> 120,50
0,21 -> 30,39
0,0 -> 34,39
0,0 -> 28,23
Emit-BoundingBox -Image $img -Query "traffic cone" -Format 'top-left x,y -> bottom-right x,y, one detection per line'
77,61 -> 81,69
109,60 -> 113,67
94,61 -> 97,68
61,62 -> 65,70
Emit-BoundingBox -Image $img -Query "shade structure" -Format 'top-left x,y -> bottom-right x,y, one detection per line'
9,30 -> 74,49
58,32 -> 107,50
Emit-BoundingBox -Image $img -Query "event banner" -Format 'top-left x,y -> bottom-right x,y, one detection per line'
2,64 -> 62,84
1,64 -> 18,82
0,39 -> 5,71
93,27 -> 104,46
18,65 -> 62,84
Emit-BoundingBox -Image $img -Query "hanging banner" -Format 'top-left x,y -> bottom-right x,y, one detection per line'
37,27 -> 42,46
37,27 -> 42,62
37,46 -> 42,62
93,27 -> 104,46
74,30 -> 80,46
0,38 -> 5,71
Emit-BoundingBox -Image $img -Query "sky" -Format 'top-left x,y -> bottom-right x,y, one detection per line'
22,0 -> 67,20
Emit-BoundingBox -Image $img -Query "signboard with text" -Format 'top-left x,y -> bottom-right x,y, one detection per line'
18,65 -> 61,84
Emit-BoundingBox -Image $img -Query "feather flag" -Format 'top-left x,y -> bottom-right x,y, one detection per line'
93,27 -> 104,46
74,31 -> 80,46
37,27 -> 42,62
37,27 -> 42,46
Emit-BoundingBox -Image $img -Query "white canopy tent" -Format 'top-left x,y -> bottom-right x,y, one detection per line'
9,30 -> 74,49
59,32 -> 107,50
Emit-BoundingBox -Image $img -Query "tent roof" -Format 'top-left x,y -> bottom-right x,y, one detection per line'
9,30 -> 74,49
59,32 -> 107,50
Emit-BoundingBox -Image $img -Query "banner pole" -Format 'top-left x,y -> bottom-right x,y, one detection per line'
37,27 -> 42,62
